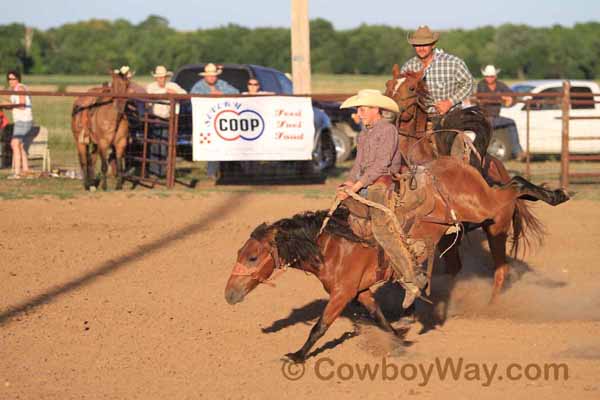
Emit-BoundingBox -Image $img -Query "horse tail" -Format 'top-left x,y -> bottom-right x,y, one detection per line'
437,106 -> 492,166
510,199 -> 545,260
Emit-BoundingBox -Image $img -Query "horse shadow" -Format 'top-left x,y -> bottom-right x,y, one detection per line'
261,229 -> 568,354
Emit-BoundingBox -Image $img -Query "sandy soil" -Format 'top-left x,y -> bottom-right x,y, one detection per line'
1,192 -> 599,399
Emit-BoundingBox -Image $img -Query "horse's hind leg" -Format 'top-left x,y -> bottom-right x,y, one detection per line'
114,121 -> 128,190
503,176 -> 569,205
98,145 -> 109,191
285,291 -> 355,363
114,142 -> 127,190
440,234 -> 463,277
357,289 -> 408,338
484,216 -> 512,304
76,142 -> 90,190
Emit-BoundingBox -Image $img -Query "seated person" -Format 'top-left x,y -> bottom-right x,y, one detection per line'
337,89 -> 427,309
146,65 -> 187,119
190,63 -> 239,95
241,78 -> 274,95
477,65 -> 525,161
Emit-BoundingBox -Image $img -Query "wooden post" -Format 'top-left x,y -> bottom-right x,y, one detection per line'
525,100 -> 530,178
560,80 -> 570,188
290,0 -> 311,94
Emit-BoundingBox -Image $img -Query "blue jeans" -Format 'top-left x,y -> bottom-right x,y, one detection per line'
492,116 -> 523,156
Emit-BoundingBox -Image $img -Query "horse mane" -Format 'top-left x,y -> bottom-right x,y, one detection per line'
251,208 -> 368,268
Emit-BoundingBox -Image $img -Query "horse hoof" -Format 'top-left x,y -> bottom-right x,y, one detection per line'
283,352 -> 306,364
392,326 -> 410,339
89,186 -> 97,192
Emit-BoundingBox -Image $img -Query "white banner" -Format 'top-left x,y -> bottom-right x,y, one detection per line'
192,96 -> 315,161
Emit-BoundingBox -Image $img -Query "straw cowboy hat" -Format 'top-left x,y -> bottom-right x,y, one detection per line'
407,25 -> 440,46
199,63 -> 222,76
340,89 -> 399,113
151,65 -> 173,78
481,65 -> 501,77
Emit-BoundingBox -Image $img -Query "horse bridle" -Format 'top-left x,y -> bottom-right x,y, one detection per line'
230,245 -> 293,287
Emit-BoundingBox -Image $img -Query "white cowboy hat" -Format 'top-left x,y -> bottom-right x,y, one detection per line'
151,65 -> 173,78
113,65 -> 134,78
340,89 -> 399,113
407,25 -> 440,46
199,63 -> 222,76
481,65 -> 501,77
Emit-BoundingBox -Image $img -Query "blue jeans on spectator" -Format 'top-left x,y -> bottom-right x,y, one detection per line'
491,116 -> 524,156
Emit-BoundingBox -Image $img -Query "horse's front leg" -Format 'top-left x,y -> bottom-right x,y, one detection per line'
285,291 -> 354,363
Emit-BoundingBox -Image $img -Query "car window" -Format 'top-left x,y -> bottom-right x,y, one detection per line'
256,71 -> 281,93
526,87 -> 562,111
512,84 -> 535,93
174,68 -> 204,92
275,73 -> 294,94
173,66 -> 250,92
571,86 -> 595,110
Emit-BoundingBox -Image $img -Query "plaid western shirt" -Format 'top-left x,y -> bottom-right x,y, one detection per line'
401,48 -> 474,113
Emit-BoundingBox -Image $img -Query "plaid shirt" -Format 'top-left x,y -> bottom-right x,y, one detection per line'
401,48 -> 474,112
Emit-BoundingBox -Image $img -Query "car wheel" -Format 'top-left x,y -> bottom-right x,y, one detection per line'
321,130 -> 337,170
331,124 -> 353,162
487,128 -> 512,161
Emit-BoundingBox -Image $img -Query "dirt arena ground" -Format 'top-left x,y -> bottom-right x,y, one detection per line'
1,191 -> 600,399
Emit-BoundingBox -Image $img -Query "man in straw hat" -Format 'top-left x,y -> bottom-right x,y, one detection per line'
401,25 -> 473,119
477,64 -> 525,161
338,89 -> 428,309
146,65 -> 187,119
190,63 -> 239,95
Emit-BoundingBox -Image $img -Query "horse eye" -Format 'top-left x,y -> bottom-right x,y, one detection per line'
409,87 -> 415,91
248,256 -> 258,262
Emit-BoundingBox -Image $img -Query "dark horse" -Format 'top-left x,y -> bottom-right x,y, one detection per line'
225,158 -> 569,363
384,65 -> 547,300
71,70 -> 131,191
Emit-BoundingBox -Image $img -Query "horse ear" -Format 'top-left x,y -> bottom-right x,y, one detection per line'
392,64 -> 401,79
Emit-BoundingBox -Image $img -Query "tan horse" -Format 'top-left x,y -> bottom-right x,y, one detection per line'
72,71 -> 131,190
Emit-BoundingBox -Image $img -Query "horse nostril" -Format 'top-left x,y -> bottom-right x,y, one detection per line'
225,289 -> 244,305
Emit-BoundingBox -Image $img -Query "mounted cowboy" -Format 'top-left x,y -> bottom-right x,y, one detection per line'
337,89 -> 428,309
401,25 -> 474,123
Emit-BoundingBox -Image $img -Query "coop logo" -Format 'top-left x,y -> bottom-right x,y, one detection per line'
213,109 -> 265,141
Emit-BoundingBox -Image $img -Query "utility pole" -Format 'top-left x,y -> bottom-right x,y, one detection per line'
290,0 -> 311,94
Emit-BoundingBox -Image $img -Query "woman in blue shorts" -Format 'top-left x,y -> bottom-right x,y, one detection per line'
3,70 -> 33,178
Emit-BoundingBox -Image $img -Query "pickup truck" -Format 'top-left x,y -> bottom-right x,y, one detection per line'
488,80 -> 600,159
171,63 -> 337,181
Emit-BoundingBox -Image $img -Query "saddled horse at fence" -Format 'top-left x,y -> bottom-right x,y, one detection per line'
71,70 -> 134,190
384,65 -> 547,300
224,158 -> 569,363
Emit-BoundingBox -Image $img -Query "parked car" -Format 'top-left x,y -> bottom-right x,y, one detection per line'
170,63 -> 336,181
312,100 -> 361,162
488,80 -> 600,159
